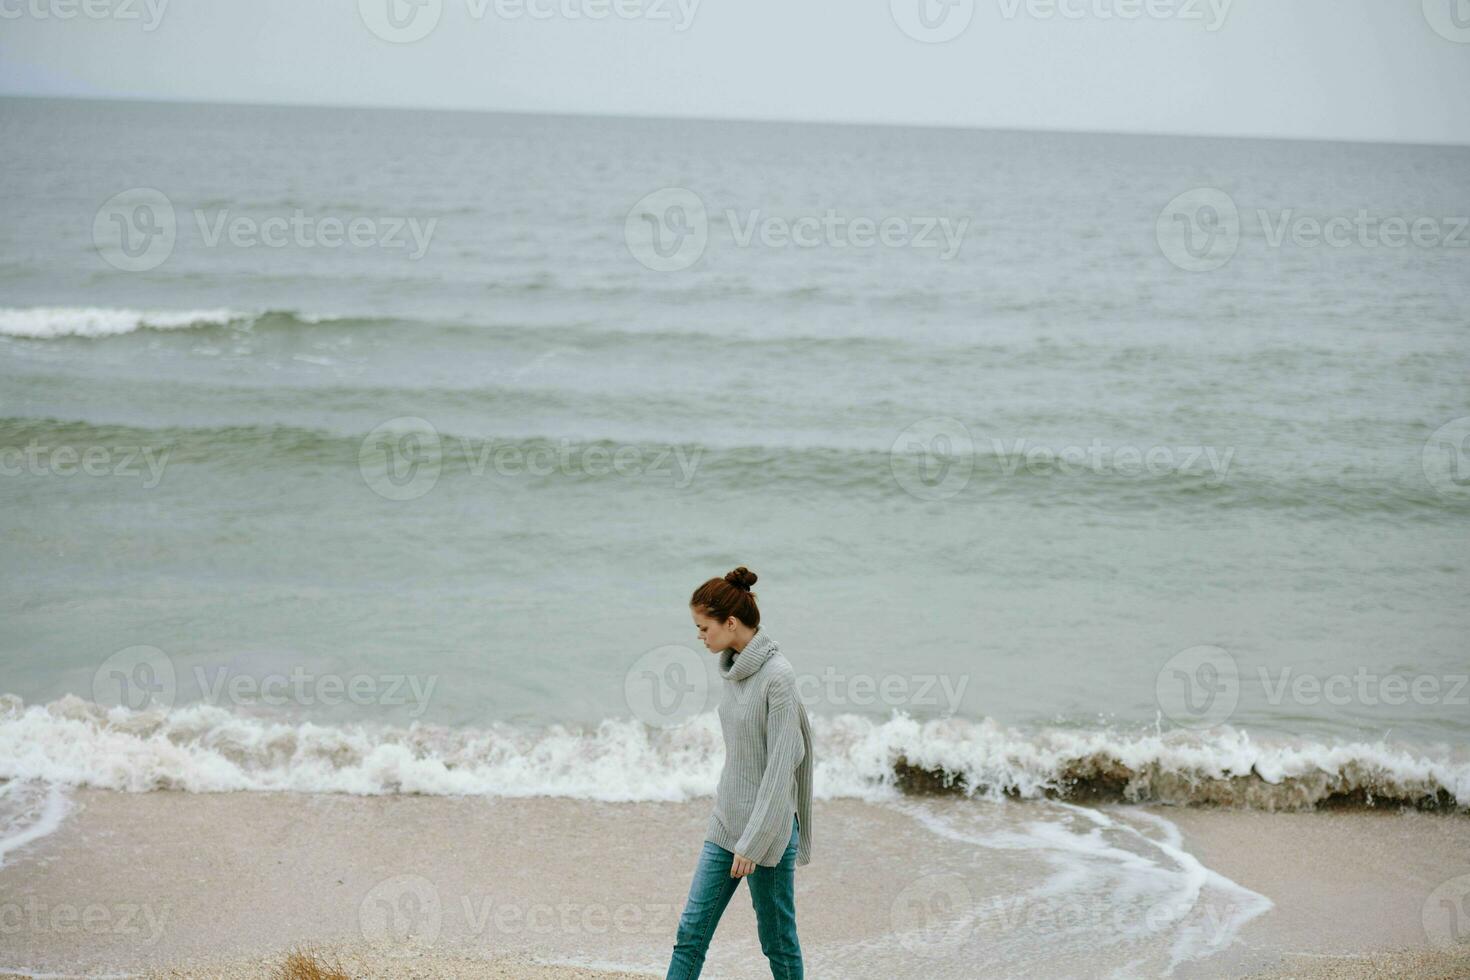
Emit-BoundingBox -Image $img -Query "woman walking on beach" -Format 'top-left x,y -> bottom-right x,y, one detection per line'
666,566 -> 814,980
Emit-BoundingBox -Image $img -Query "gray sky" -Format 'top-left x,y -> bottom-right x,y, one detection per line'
1,0 -> 1468,144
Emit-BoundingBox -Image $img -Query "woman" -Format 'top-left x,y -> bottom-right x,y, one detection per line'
666,566 -> 814,980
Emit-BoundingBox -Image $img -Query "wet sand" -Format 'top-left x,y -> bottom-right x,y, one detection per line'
1162,806 -> 1470,979
0,790 -> 1467,978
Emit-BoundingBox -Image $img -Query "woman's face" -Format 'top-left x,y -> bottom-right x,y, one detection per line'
691,607 -> 738,653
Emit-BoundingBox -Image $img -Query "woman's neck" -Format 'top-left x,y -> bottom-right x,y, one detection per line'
729,624 -> 758,653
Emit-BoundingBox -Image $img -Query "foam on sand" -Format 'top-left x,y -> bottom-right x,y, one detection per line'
0,779 -> 71,869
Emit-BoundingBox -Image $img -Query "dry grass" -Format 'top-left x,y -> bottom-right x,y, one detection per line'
270,946 -> 352,980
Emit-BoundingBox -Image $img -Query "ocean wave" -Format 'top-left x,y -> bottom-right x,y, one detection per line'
0,414 -> 1459,518
0,304 -> 799,349
0,304 -> 955,358
0,305 -> 1437,381
1,696 -> 1464,812
0,306 -> 253,339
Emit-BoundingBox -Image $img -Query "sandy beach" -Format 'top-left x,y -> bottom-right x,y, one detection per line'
2,790 -> 1467,979
119,939 -> 1470,980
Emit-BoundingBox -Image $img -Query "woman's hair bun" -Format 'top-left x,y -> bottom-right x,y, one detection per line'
724,566 -> 758,592
691,566 -> 761,628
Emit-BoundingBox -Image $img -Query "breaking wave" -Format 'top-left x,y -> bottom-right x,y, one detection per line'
1,696 -> 1464,812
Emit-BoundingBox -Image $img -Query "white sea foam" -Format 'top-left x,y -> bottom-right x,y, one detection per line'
0,696 -> 1465,810
0,307 -> 248,339
0,779 -> 72,869
893,798 -> 1272,975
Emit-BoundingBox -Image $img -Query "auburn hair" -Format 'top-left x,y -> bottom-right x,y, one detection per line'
690,566 -> 760,628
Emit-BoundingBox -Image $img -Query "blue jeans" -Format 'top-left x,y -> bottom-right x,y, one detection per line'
666,814 -> 802,980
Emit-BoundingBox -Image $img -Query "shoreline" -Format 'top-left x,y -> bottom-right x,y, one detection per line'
5,941 -> 1466,980
1,790 -> 1466,979
118,939 -> 1470,980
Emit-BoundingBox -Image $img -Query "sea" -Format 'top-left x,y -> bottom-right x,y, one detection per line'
0,95 -> 1467,977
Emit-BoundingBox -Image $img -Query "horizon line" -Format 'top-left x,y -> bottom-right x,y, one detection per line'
2,90 -> 1467,151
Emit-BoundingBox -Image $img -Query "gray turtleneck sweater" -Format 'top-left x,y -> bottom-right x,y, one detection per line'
705,627 -> 814,867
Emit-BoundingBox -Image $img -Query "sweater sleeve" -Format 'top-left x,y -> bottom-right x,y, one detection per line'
733,671 -> 806,863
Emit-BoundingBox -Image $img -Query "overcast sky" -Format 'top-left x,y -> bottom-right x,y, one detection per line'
1,0 -> 1467,144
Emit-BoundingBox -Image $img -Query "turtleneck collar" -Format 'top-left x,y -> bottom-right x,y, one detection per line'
718,626 -> 777,681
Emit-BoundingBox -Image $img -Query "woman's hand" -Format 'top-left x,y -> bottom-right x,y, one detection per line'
730,853 -> 756,878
